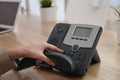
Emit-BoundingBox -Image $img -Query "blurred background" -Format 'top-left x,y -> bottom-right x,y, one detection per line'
20,0 -> 120,21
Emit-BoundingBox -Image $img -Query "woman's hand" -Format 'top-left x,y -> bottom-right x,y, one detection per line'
8,42 -> 64,66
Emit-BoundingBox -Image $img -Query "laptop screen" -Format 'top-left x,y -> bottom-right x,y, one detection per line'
0,1 -> 19,26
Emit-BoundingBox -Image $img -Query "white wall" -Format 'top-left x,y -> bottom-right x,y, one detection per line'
65,0 -> 110,27
21,0 -> 40,15
111,0 -> 120,8
29,0 -> 40,15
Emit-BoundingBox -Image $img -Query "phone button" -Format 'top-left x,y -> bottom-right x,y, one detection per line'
64,51 -> 70,55
83,39 -> 88,41
72,45 -> 79,51
56,27 -> 63,33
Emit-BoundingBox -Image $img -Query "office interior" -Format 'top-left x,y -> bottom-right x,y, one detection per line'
21,0 -> 120,29
1,0 -> 120,80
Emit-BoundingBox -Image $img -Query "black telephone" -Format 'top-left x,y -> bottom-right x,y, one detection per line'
13,23 -> 102,75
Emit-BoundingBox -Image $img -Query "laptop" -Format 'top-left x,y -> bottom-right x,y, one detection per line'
0,0 -> 20,34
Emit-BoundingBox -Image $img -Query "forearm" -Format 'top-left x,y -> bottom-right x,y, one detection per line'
0,47 -> 27,76
7,47 -> 26,61
0,47 -> 28,76
0,49 -> 13,75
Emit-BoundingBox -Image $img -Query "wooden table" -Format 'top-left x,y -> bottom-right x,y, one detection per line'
1,14 -> 120,80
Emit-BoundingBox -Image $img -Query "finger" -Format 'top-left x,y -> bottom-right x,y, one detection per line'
36,59 -> 42,63
46,44 -> 64,53
38,54 -> 55,66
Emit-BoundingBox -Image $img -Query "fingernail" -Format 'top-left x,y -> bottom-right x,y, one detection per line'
60,50 -> 64,52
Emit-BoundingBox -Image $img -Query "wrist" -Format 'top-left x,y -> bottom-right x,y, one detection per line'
7,47 -> 26,61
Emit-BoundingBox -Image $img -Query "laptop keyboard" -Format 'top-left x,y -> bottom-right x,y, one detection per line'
0,28 -> 8,31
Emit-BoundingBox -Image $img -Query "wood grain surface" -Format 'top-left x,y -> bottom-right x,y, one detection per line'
0,14 -> 120,80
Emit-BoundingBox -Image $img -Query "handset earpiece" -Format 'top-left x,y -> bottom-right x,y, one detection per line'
36,52 -> 76,73
13,58 -> 36,70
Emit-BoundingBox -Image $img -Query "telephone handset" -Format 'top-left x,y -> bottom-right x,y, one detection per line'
13,23 -> 102,75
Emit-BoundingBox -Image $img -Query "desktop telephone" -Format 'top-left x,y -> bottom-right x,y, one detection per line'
13,23 -> 102,75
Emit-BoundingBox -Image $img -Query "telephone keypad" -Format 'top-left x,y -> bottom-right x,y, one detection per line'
64,51 -> 70,55
50,37 -> 59,46
70,52 -> 74,56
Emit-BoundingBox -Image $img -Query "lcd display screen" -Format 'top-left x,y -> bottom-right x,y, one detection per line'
73,27 -> 92,37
